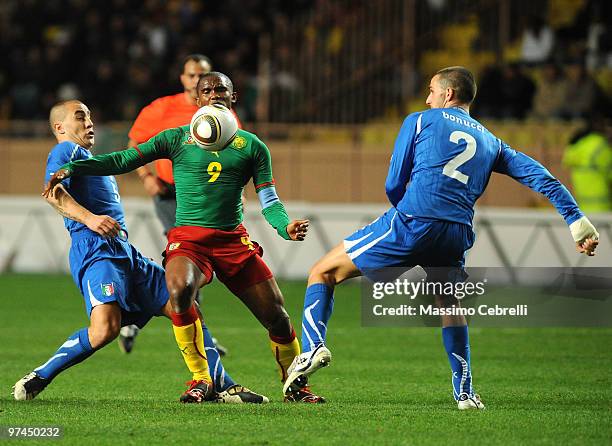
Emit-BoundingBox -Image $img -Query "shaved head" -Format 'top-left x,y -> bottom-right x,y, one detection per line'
49,100 -> 95,149
49,100 -> 83,136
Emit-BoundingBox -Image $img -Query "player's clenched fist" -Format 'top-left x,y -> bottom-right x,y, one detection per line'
287,219 -> 309,241
84,214 -> 122,237
576,238 -> 598,256
569,216 -> 599,257
42,168 -> 72,198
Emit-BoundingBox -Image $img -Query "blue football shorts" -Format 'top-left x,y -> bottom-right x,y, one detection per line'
69,230 -> 169,328
343,207 -> 475,281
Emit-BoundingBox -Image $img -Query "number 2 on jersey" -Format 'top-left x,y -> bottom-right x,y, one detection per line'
443,130 -> 476,185
207,161 -> 222,182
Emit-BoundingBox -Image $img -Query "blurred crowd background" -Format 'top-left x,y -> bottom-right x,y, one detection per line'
0,0 -> 610,210
1,0 -> 611,123
0,0 -> 309,123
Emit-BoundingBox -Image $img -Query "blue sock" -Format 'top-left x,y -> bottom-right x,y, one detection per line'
442,325 -> 473,400
202,323 -> 235,392
301,283 -> 334,353
34,328 -> 95,381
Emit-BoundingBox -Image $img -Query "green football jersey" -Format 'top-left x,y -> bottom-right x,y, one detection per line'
64,127 -> 282,231
138,127 -> 273,229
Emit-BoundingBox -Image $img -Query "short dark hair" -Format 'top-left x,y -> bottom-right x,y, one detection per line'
196,71 -> 234,92
436,66 -> 477,105
182,53 -> 212,69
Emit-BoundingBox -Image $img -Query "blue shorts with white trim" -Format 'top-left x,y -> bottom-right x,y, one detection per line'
343,207 -> 475,281
69,229 -> 168,328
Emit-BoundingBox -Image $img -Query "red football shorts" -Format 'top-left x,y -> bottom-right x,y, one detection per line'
164,224 -> 273,294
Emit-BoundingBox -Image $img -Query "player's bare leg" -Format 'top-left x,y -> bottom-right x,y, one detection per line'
231,277 -> 322,402
307,242 -> 362,288
164,256 -> 215,402
14,303 -> 121,401
165,255 -> 207,313
233,278 -> 295,378
88,302 -> 122,348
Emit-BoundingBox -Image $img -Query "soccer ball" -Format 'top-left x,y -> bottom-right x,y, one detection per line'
190,104 -> 238,151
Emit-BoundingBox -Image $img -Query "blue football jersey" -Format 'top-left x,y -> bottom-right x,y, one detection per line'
45,141 -> 127,234
385,107 -> 583,226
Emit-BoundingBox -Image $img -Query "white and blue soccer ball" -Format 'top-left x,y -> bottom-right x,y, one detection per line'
190,104 -> 238,151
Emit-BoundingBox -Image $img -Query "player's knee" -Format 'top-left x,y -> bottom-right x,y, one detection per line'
308,261 -> 337,287
308,261 -> 325,281
89,320 -> 120,349
266,305 -> 292,338
166,276 -> 197,312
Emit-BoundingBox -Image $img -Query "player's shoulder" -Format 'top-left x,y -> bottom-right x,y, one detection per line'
423,108 -> 496,136
158,124 -> 189,139
396,110 -> 438,136
414,108 -> 464,124
400,109 -> 442,129
235,128 -> 257,140
49,140 -> 75,155
231,128 -> 266,150
48,141 -> 89,161
176,123 -> 190,133
404,108 -> 440,120
147,125 -> 191,150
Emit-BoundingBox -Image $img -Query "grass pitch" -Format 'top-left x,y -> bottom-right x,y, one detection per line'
0,274 -> 610,445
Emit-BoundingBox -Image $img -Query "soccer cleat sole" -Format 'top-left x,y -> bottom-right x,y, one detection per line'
214,385 -> 269,404
12,382 -> 28,401
13,372 -> 47,401
282,345 -> 332,395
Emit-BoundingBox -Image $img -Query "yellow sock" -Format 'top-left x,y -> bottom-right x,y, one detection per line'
270,334 -> 300,382
172,317 -> 211,382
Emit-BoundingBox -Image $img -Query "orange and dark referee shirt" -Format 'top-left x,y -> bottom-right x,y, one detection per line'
128,93 -> 242,184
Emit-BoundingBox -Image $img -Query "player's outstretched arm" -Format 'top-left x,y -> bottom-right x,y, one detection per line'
494,143 -> 599,256
45,130 -> 176,196
43,184 -> 121,237
127,137 -> 169,197
43,150 -> 149,199
67,147 -> 153,177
